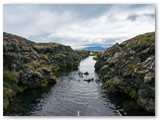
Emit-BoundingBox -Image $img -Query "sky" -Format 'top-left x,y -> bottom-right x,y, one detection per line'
3,4 -> 155,50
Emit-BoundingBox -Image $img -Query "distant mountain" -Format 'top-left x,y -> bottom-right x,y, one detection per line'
82,43 -> 116,51
83,45 -> 106,51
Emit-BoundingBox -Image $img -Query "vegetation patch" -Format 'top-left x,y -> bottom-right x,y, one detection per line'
129,88 -> 138,99
3,97 -> 9,110
53,53 -> 66,59
3,71 -> 18,84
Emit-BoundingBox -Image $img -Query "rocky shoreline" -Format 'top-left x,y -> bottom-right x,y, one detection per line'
3,32 -> 90,111
3,32 -> 155,115
94,32 -> 155,113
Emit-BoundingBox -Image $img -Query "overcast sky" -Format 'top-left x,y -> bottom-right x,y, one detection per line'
3,4 -> 155,49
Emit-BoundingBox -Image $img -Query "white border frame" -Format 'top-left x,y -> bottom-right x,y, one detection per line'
0,0 -> 159,120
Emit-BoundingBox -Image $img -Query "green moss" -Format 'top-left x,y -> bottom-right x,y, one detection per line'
3,71 -> 22,97
3,71 -> 18,84
104,76 -> 124,93
3,97 -> 9,110
53,53 -> 66,58
33,43 -> 58,50
124,63 -> 139,76
33,43 -> 63,56
3,87 -> 14,97
126,32 -> 155,50
15,87 -> 23,93
129,88 -> 138,99
146,32 -> 155,43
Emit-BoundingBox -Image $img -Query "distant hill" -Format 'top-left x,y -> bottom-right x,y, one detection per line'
83,45 -> 106,51
83,42 -> 116,51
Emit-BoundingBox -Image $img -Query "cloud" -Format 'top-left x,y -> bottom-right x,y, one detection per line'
3,4 -> 155,49
39,4 -> 114,20
127,13 -> 155,21
127,14 -> 138,21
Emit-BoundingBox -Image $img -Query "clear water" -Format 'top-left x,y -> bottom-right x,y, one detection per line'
5,56 -> 153,116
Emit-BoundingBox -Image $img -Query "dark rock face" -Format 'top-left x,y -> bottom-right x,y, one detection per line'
94,32 -> 155,113
75,50 -> 90,59
3,32 -> 89,110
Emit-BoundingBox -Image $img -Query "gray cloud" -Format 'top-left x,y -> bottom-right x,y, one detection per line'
144,13 -> 155,18
127,13 -> 155,21
38,4 -> 114,20
127,14 -> 138,21
3,4 -> 155,49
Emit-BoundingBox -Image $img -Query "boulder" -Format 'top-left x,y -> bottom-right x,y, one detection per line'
144,72 -> 155,83
84,71 -> 89,75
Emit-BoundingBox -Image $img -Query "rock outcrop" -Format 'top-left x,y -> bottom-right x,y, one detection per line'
3,32 -> 90,110
94,32 -> 155,113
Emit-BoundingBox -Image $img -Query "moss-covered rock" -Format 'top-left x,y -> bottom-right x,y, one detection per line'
48,76 -> 57,84
95,32 -> 155,113
123,100 -> 140,111
3,97 -> 9,110
53,53 -> 66,59
41,67 -> 52,75
105,76 -> 124,93
144,72 -> 154,83
129,88 -> 138,99
75,50 -> 90,59
3,71 -> 20,110
3,71 -> 18,84
3,32 -> 90,111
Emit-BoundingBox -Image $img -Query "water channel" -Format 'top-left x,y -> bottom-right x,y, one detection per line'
5,56 -> 153,116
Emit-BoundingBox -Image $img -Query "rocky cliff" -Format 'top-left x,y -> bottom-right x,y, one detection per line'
3,32 -> 90,110
95,32 -> 155,113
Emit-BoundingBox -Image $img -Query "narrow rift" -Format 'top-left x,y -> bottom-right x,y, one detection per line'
5,56 -> 153,116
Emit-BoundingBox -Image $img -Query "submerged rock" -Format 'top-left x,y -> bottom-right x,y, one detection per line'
84,71 -> 89,75
84,78 -> 94,82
